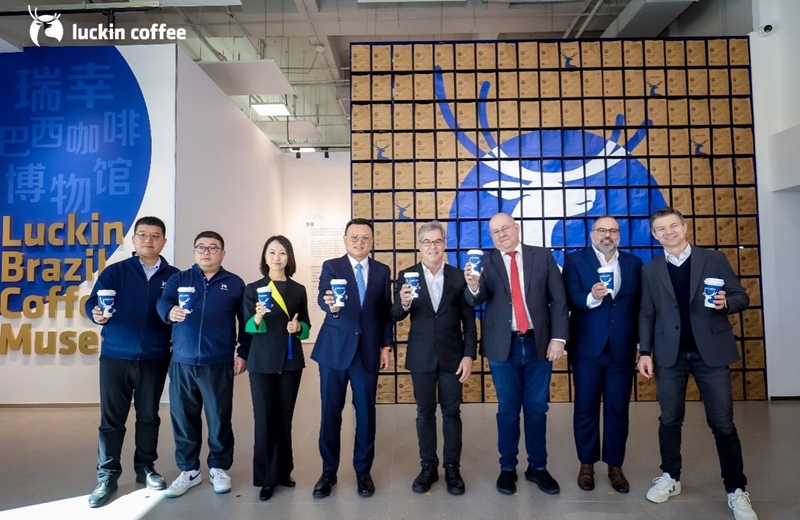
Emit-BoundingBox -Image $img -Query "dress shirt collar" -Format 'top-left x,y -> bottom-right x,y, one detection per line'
421,261 -> 444,277
347,255 -> 369,270
502,242 -> 523,258
139,257 -> 161,271
592,246 -> 619,265
664,243 -> 692,266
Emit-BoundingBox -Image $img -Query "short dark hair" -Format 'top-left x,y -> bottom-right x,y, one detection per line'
259,235 -> 297,278
194,230 -> 225,250
649,206 -> 685,231
344,218 -> 374,235
591,215 -> 619,230
134,216 -> 166,235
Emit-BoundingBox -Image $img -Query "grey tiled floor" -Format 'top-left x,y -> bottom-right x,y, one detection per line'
1,351 -> 797,519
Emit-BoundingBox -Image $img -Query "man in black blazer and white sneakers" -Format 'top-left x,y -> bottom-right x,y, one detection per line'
392,221 -> 477,495
638,206 -> 757,520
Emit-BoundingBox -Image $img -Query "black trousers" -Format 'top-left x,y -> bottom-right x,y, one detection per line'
411,368 -> 463,467
97,354 -> 170,483
169,361 -> 235,472
249,370 -> 303,487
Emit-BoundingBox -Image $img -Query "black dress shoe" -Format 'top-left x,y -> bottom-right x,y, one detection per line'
279,476 -> 296,488
88,481 -> 118,508
411,464 -> 439,493
259,487 -> 274,501
312,472 -> 337,498
525,467 -> 560,495
496,470 -> 518,495
356,472 -> 375,497
136,467 -> 167,490
444,464 -> 465,496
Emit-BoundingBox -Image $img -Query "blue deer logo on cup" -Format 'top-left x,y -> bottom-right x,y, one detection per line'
433,67 -> 668,266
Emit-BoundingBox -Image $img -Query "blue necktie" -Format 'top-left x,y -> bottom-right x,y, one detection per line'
355,263 -> 366,305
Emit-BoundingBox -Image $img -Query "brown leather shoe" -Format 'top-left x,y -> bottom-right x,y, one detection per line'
577,464 -> 595,491
608,466 -> 630,493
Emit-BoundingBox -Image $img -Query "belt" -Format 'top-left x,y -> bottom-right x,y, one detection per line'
512,330 -> 535,338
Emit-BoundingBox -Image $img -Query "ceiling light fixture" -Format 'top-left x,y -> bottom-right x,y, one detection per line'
251,103 -> 292,117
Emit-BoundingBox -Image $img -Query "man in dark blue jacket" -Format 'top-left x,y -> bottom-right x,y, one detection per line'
156,231 -> 250,499
562,216 -> 642,494
310,218 -> 393,498
84,216 -> 179,508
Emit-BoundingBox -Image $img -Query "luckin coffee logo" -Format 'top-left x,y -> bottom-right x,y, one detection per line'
29,6 -> 63,47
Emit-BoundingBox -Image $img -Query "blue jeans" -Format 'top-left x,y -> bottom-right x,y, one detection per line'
489,336 -> 552,471
655,351 -> 747,492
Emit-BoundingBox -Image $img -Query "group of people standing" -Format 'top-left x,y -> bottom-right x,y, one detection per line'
83,208 -> 758,520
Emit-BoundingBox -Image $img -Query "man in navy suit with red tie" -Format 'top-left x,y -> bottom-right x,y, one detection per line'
562,216 -> 642,493
311,218 -> 393,498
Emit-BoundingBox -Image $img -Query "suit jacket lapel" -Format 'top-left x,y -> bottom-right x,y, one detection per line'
523,245 -> 536,296
654,255 -> 677,302
415,263 -> 435,314
491,249 -> 511,295
617,252 -> 630,297
689,246 -> 706,302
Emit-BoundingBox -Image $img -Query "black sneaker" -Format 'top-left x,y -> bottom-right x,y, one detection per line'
496,470 -> 518,495
412,464 -> 439,493
525,467 -> 560,494
444,464 -> 465,495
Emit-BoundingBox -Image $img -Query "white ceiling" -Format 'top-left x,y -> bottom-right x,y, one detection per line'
0,0 -> 648,149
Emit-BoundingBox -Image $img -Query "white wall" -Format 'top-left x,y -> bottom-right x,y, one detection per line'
176,49 -> 283,283
280,151 -> 351,342
664,0 -> 753,36
750,0 -> 800,397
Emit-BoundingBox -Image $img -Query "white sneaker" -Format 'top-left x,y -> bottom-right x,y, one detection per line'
728,488 -> 758,520
646,472 -> 681,503
209,468 -> 232,494
165,470 -> 202,498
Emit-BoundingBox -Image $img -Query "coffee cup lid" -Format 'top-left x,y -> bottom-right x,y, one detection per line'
331,279 -> 348,285
257,286 -> 272,292
404,272 -> 420,277
704,277 -> 725,286
467,249 -> 484,256
178,287 -> 196,292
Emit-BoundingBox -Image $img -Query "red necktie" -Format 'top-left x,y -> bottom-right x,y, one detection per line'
508,251 -> 529,333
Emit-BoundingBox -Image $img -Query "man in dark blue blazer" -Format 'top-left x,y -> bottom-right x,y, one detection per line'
562,216 -> 642,494
311,218 -> 393,498
464,213 -> 569,496
638,207 -> 757,520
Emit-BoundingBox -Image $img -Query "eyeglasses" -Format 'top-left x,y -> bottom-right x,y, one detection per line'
489,225 -> 514,237
194,245 -> 222,254
135,232 -> 163,241
420,239 -> 445,247
593,228 -> 620,236
347,235 -> 373,243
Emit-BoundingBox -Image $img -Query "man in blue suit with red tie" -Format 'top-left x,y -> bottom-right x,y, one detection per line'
311,218 -> 393,498
562,216 -> 642,494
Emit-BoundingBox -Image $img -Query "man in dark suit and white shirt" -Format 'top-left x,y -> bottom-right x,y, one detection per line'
311,218 -> 393,498
392,221 -> 477,495
562,216 -> 642,493
638,207 -> 757,520
464,212 -> 569,496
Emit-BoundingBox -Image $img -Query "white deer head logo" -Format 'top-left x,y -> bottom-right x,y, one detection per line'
29,6 -> 64,47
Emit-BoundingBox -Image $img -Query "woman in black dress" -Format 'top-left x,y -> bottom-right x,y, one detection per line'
243,235 -> 310,501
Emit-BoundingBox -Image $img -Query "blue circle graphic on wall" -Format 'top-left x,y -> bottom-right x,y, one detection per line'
0,46 -> 152,311
434,69 -> 667,267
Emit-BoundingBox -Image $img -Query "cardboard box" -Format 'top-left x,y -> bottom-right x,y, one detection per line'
692,157 -> 712,185
540,71 -> 560,98
397,374 -> 416,403
372,103 -> 392,130
649,158 -> 670,186
435,43 -> 454,70
603,70 -> 623,97
498,72 -> 519,99
415,192 -> 436,219
686,40 -> 707,66
414,103 -> 434,130
714,187 -> 736,214
729,39 -> 750,66
744,340 -> 765,368
371,45 -> 392,71
477,73 -> 498,98
389,103 -> 410,130
582,100 -> 603,127
394,74 -> 414,100
351,45 -> 371,71
709,69 -> 730,96
373,193 -> 394,220
559,43 -> 580,69
605,99 -> 624,127
396,317 -> 410,340
455,43 -> 475,69
736,187 -> 757,213
649,128 -> 669,156
396,252 -> 416,273
374,252 -> 394,278
668,99 -> 688,126
623,40 -> 643,67
351,75 -> 371,101
414,44 -> 433,70
484,374 -> 497,403
539,42 -> 559,69
739,246 -> 760,276
498,42 -> 517,69
644,40 -> 665,67
693,217 -> 716,245
351,134 -> 371,160
437,161 -> 458,188
733,128 -> 754,155
710,98 -> 731,125
437,131 -> 457,159
519,71 -> 540,98
373,222 -> 393,251
456,102 -> 477,129
457,132 -> 477,159
687,128 -> 710,156
671,188 -> 692,215
541,100 -> 562,128
376,375 -> 396,403
581,41 -> 601,67
689,99 -> 709,126
415,132 -> 435,160
461,374 -> 483,402
687,69 -> 709,96
351,104 -> 371,132
373,162 -> 393,190
692,187 -> 714,215
745,371 -> 766,400
562,100 -> 582,127
456,73 -> 476,99
713,158 -> 734,185
636,374 -> 657,400
602,40 -> 622,67
647,98 -> 668,126
518,42 -> 539,69
625,99 -> 645,126
667,69 -> 687,96
716,217 -> 737,245
561,71 -> 581,97
394,163 -> 414,190
735,158 -> 755,184
550,373 -> 571,403
498,100 -> 519,128
395,221 -> 416,249
707,39 -> 729,66
712,128 -> 733,155
396,343 -> 409,373
414,73 -> 434,100
415,162 -> 436,189
437,190 -> 456,219
352,163 -> 372,190
477,43 -> 497,70
670,158 -> 691,185
436,103 -> 454,130
393,44 -> 413,71
743,309 -> 764,337
731,68 -> 751,95
665,40 -> 686,67
644,70 -> 666,97
732,98 -> 753,125
582,70 -> 602,98
520,101 -> 541,127
352,192 -> 372,219
372,74 -> 392,100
